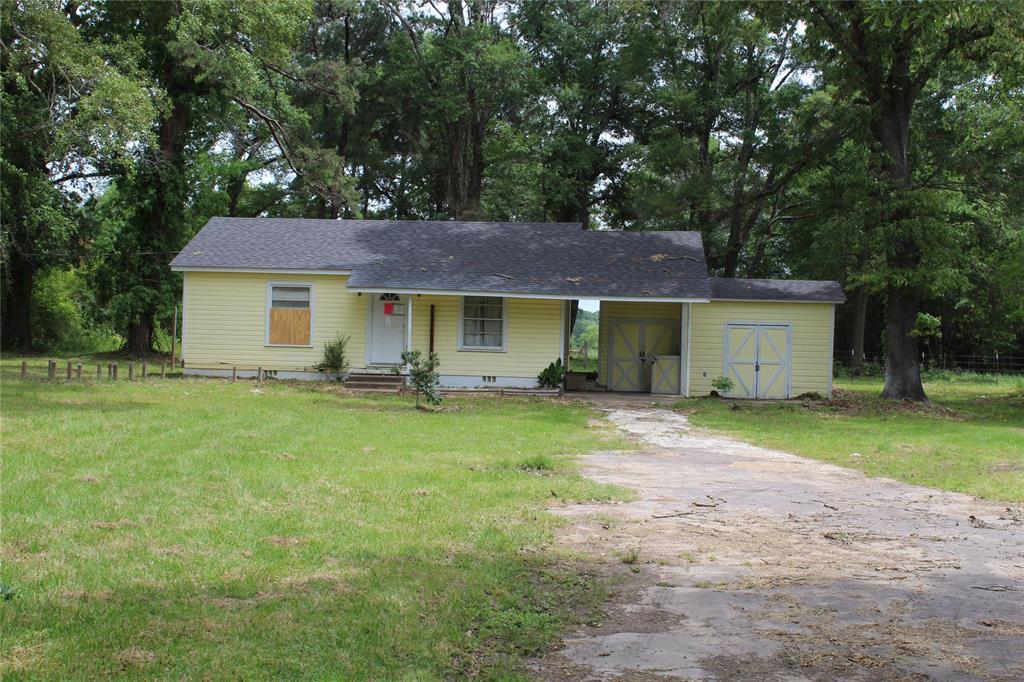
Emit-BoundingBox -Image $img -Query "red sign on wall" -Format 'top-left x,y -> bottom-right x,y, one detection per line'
383,302 -> 395,315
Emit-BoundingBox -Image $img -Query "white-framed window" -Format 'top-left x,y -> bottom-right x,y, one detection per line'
265,282 -> 314,346
459,296 -> 506,351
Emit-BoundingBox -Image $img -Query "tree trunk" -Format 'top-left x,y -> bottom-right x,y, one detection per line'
125,320 -> 153,355
1,257 -> 35,351
875,92 -> 927,401
879,285 -> 926,401
850,287 -> 869,374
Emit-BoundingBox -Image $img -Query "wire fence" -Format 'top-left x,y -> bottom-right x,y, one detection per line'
834,349 -> 1024,374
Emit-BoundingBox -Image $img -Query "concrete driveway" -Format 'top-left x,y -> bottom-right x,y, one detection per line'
534,408 -> 1024,681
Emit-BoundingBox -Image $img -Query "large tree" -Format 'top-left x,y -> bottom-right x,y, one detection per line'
805,1 -> 1017,400
89,0 -> 359,352
0,0 -> 158,350
384,0 -> 530,219
614,1 -> 830,274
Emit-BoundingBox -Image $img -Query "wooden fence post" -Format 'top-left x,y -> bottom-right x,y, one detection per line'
232,367 -> 237,383
76,363 -> 83,379
128,363 -> 134,381
66,361 -> 72,381
112,363 -> 118,380
20,360 -> 27,379
48,360 -> 56,381
257,367 -> 262,384
97,364 -> 102,379
141,361 -> 147,379
161,362 -> 166,379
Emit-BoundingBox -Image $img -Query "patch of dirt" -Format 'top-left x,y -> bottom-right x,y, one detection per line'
264,535 -> 303,547
211,594 -> 271,609
532,407 -> 1024,681
91,519 -> 137,530
152,545 -> 184,557
819,388 -> 964,419
113,647 -> 156,668
988,462 -> 1024,473
1,643 -> 47,671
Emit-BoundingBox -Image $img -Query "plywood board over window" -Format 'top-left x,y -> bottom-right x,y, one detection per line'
267,283 -> 312,346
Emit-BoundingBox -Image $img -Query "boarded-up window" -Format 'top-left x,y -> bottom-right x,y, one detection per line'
268,285 -> 311,345
460,296 -> 504,350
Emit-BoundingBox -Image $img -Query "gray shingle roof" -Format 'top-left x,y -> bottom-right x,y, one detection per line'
709,278 -> 846,303
171,219 -> 844,303
171,218 -> 712,299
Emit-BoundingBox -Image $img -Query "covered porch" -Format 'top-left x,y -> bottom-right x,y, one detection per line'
566,300 -> 693,396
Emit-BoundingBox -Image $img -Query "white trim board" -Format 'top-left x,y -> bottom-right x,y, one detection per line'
172,266 -> 352,275
349,286 -> 709,304
710,298 -> 843,304
685,302 -> 692,397
181,272 -> 189,362
827,303 -> 836,399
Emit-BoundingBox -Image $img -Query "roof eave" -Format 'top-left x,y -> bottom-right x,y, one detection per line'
172,266 -> 353,275
347,285 -> 709,303
710,297 -> 845,304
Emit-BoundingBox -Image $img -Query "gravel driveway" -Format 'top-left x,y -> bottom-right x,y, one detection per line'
534,408 -> 1024,681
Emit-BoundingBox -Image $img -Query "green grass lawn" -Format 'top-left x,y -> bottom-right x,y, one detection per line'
1,358 -> 625,679
682,374 -> 1024,502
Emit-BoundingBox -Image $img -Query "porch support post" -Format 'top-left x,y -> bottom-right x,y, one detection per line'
560,300 -> 569,365
684,302 -> 693,397
679,303 -> 685,396
406,296 -> 414,355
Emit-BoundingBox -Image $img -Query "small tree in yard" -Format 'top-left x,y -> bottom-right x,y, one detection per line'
401,350 -> 442,407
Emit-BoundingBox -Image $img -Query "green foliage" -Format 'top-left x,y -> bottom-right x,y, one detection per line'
3,0 -> 1022,373
32,268 -> 119,353
317,334 -> 350,375
537,357 -> 565,389
571,309 -> 599,354
401,349 -> 442,406
711,376 -> 734,394
911,313 -> 943,340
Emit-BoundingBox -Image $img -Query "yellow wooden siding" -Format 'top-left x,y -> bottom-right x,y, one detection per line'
598,301 -> 682,382
183,272 -> 365,370
689,301 -> 834,397
410,295 -> 562,377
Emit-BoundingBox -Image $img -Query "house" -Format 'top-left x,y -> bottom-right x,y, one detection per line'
169,218 -> 844,398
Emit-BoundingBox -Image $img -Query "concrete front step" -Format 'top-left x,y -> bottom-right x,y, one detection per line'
347,375 -> 405,384
345,372 -> 406,392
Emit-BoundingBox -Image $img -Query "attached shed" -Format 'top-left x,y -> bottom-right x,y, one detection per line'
593,279 -> 843,399
692,279 -> 844,399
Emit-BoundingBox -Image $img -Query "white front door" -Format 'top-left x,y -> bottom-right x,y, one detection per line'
369,293 -> 407,364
